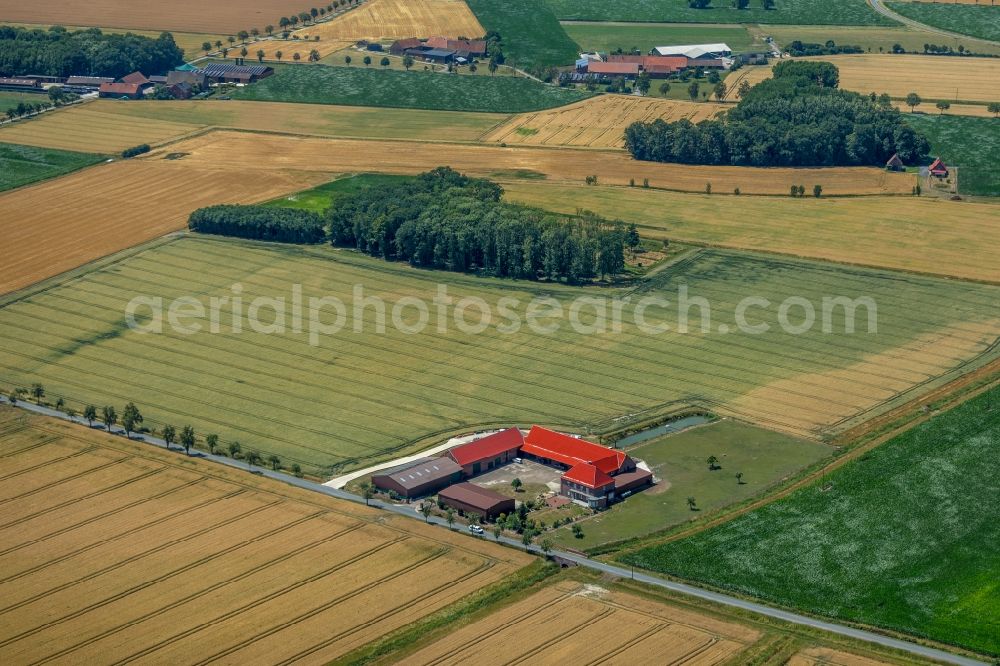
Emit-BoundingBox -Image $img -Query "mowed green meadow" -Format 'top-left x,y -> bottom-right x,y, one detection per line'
622,383 -> 1000,656
553,419 -> 831,550
0,237 -> 997,476
544,0 -> 894,25
563,22 -> 757,54
887,2 -> 1000,43
230,64 -> 590,112
0,141 -> 101,193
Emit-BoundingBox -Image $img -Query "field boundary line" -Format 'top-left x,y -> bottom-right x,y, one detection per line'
0,442 -> 95,481
0,455 -> 139,510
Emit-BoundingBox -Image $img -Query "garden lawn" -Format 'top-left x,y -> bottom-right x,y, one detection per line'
263,174 -> 412,213
622,383 -> 1000,656
0,142 -> 101,192
552,420 -> 830,550
544,0 -> 895,25
230,64 -> 589,112
563,22 -> 757,55
887,3 -> 1000,43
466,0 -> 580,70
905,114 -> 1000,197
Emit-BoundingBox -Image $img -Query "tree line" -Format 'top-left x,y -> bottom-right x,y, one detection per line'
327,167 -> 628,282
188,206 -> 325,244
625,61 -> 930,167
4,384 -> 302,477
0,26 -> 183,79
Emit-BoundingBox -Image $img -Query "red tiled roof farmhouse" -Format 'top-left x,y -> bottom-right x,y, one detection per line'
120,71 -> 149,85
563,464 -> 614,490
521,426 -> 628,474
99,82 -> 142,96
448,427 -> 524,467
587,62 -> 640,76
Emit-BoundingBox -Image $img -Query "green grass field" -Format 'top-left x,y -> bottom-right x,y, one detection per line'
563,22 -> 758,54
887,3 -> 1000,43
622,383 -> 1000,656
465,0 -> 581,70
905,114 -> 1000,196
544,0 -> 895,25
1,238 -> 997,477
0,141 -> 102,193
263,174 -> 411,213
0,90 -> 48,114
759,24 -> 1000,55
552,420 -> 830,549
230,64 -> 589,112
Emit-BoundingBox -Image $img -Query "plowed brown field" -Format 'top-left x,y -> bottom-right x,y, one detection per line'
484,95 -> 726,149
0,160 -> 328,295
0,407 -> 529,665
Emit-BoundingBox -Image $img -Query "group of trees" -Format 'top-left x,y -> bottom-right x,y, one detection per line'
0,26 -> 183,79
189,206 -> 326,244
786,40 -> 864,57
327,167 -> 628,282
625,61 -> 931,168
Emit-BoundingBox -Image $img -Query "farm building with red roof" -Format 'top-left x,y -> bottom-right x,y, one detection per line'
929,158 -> 949,178
447,427 -> 523,476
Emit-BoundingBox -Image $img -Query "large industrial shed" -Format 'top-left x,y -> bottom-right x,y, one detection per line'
371,457 -> 462,498
438,483 -> 514,520
447,428 -> 523,476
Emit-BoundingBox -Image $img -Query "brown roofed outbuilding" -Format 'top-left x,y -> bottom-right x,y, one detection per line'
438,482 -> 514,520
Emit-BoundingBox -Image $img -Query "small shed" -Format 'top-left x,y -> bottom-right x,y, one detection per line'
929,157 -> 949,178
421,48 -> 456,64
438,483 -> 514,520
886,153 -> 905,171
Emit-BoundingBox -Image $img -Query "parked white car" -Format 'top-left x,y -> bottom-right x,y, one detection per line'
468,524 -> 485,535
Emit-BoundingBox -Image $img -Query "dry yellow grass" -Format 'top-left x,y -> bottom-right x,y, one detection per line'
743,55 -> 1000,103
897,102 -> 994,117
0,160 -> 329,295
239,37 -> 355,61
789,647 -> 896,666
402,581 -> 760,665
502,181 -> 1000,283
484,95 -> 726,149
159,129 -> 913,195
0,0 -> 300,34
0,407 -> 530,665
301,0 -> 483,42
0,100 -> 509,153
0,105 -> 203,153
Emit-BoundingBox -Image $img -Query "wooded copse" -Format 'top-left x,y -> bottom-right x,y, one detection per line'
0,26 -> 184,80
625,61 -> 930,167
188,206 -> 325,243
328,167 -> 627,282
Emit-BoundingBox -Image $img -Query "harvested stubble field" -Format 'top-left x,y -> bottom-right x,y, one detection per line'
622,381 -> 1000,656
0,407 -> 529,664
502,181 -> 1000,283
0,160 -> 328,295
0,104 -> 203,154
161,129 -> 913,195
1,237 -> 997,474
744,54 -> 1000,102
0,0 -> 299,34
400,581 -> 760,664
484,95 -> 725,149
0,100 -> 510,153
300,0 -> 483,41
789,648 -> 896,666
241,38 -> 355,61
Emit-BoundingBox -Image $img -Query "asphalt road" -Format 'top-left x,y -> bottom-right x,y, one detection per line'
868,0 -> 1000,46
2,397 -> 989,666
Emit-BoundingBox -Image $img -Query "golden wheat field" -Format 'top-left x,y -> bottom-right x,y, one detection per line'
0,0 -> 298,33
484,95 -> 726,149
299,0 -> 483,42
403,581 -> 760,665
744,55 -> 1000,103
157,129 -> 913,195
0,160 -> 328,295
0,100 -> 509,153
502,181 -> 1000,283
0,407 -> 529,665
